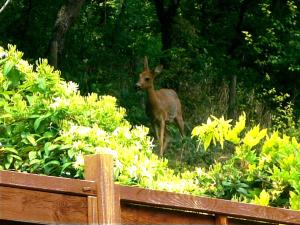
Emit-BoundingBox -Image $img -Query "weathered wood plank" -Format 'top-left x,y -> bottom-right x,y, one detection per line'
121,203 -> 215,224
0,170 -> 96,196
215,215 -> 228,225
88,196 -> 98,224
118,185 -> 300,225
0,220 -> 38,225
0,167 -> 299,225
114,182 -> 122,223
229,218 -> 277,225
85,154 -> 121,224
0,186 -> 88,224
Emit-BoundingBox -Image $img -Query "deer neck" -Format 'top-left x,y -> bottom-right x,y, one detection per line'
147,86 -> 160,108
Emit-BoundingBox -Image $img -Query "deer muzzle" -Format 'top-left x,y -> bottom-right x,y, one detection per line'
135,82 -> 142,90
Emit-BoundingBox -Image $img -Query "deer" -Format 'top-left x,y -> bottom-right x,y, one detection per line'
136,56 -> 184,157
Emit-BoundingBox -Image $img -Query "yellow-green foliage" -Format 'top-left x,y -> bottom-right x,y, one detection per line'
0,45 -> 199,194
192,113 -> 247,150
192,113 -> 300,210
1,46 -> 299,210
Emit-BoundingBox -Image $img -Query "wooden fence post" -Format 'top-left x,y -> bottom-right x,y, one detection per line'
85,154 -> 121,225
215,214 -> 228,225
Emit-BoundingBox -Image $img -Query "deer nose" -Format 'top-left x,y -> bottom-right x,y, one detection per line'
135,82 -> 141,90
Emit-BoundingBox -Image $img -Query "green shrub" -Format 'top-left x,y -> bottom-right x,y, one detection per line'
192,113 -> 300,210
1,45 -> 299,210
0,45 -> 200,194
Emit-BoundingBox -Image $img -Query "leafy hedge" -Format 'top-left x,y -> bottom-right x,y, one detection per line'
192,114 -> 300,210
0,46 -> 299,210
0,45 -> 198,193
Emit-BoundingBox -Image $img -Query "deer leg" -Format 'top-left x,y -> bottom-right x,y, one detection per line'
159,120 -> 165,157
153,123 -> 159,140
175,116 -> 185,137
175,115 -> 185,163
163,131 -> 169,153
154,123 -> 160,153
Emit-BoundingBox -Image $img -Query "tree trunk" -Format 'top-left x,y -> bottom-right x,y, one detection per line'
227,0 -> 249,119
111,0 -> 127,46
228,74 -> 237,119
152,0 -> 180,67
48,0 -> 85,68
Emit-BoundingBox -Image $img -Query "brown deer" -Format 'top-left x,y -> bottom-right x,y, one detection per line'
136,56 -> 184,157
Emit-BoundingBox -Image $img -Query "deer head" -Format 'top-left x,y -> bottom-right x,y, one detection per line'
136,56 -> 163,91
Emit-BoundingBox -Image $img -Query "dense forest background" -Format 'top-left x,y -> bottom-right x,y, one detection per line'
1,0 -> 300,164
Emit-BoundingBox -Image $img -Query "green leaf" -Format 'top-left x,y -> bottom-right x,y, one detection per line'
222,181 -> 232,187
34,113 -> 51,131
29,159 -> 41,165
27,135 -> 37,146
19,146 -> 35,154
3,61 -> 14,76
0,114 -> 12,119
59,144 -> 72,150
251,190 -> 270,206
68,149 -> 75,158
4,147 -> 18,154
11,154 -> 22,161
204,133 -> 213,151
239,183 -> 249,188
4,161 -> 11,169
4,63 -> 22,87
26,95 -> 35,106
36,131 -> 56,142
237,187 -> 248,195
243,125 -> 267,149
44,160 -> 60,167
4,155 -> 13,169
28,114 -> 40,118
290,191 -> 300,210
0,91 -> 11,100
37,77 -> 47,91
48,144 -> 60,151
44,143 -> 60,156
29,151 -> 37,161
61,162 -> 73,173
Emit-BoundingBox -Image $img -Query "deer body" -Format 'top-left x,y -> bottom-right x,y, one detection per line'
146,89 -> 181,122
136,57 -> 184,157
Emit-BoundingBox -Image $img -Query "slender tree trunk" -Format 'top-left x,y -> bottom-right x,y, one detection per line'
49,41 -> 58,68
111,0 -> 127,46
48,0 -> 85,68
227,0 -> 249,119
228,74 -> 237,119
152,0 -> 180,67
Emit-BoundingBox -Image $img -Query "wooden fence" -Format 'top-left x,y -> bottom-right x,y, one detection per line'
0,154 -> 299,225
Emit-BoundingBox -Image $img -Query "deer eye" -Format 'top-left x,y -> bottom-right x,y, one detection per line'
145,77 -> 150,81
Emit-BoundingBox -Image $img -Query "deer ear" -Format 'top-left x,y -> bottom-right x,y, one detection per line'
154,65 -> 163,75
144,56 -> 149,71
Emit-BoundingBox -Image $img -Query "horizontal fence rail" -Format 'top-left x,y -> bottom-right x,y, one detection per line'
0,154 -> 300,225
0,170 -> 97,196
0,186 -> 89,224
119,185 -> 300,225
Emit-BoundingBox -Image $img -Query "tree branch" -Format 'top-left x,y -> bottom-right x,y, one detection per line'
0,0 -> 12,14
